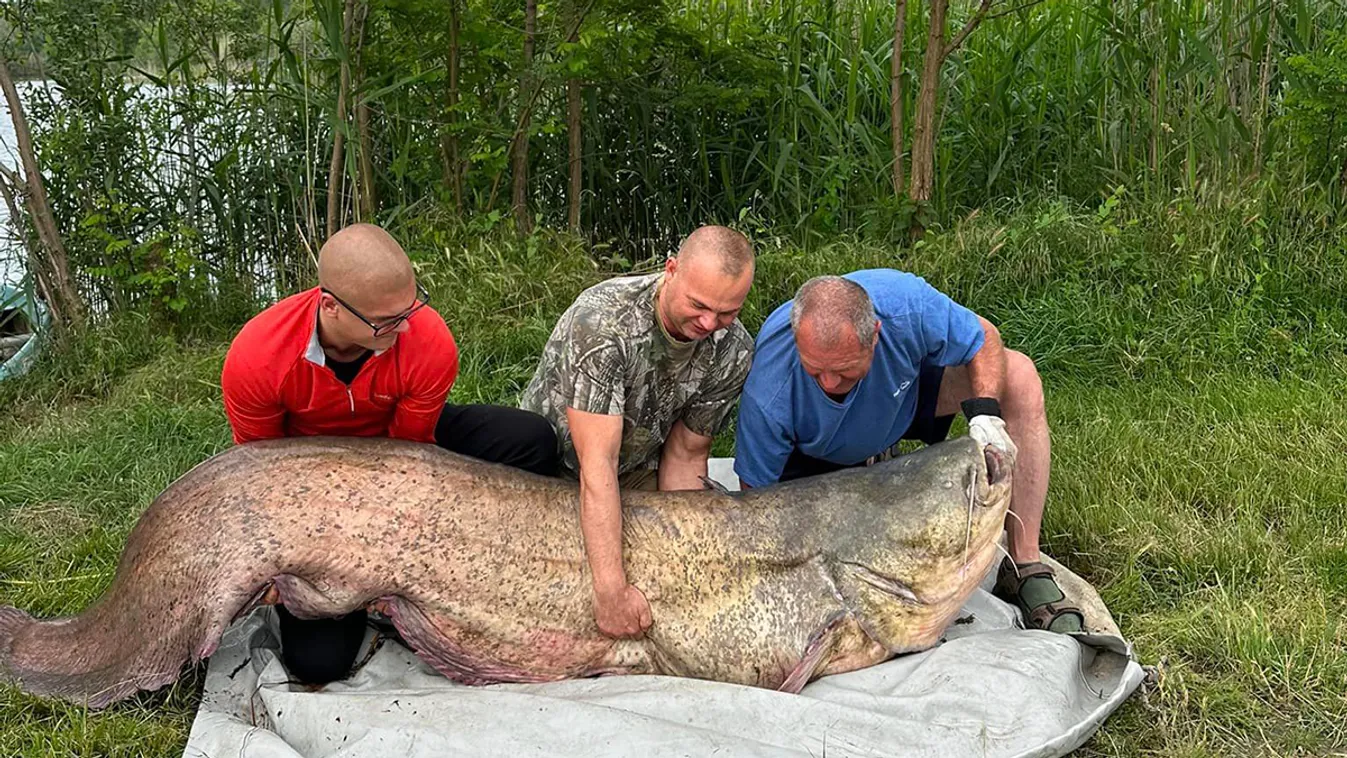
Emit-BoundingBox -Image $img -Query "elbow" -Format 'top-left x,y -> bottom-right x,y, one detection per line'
669,436 -> 711,465
979,316 -> 1001,345
687,434 -> 714,459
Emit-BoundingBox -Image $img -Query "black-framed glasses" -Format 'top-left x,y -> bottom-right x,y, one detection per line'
322,282 -> 430,337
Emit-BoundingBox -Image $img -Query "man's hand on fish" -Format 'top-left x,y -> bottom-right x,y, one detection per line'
968,414 -> 1017,461
593,581 -> 653,638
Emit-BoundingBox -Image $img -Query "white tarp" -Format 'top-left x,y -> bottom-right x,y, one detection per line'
183,459 -> 1145,758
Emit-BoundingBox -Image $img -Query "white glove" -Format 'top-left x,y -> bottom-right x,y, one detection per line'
968,414 -> 1018,462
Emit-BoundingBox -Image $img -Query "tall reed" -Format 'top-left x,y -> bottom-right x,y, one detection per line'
7,0 -> 1345,312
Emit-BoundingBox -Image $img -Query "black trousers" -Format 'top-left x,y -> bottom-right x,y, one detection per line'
432,403 -> 560,477
277,404 -> 559,684
780,364 -> 955,482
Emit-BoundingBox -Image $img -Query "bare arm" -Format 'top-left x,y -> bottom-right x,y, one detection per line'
962,317 -> 1018,460
965,316 -> 1007,401
567,407 -> 652,638
658,419 -> 713,491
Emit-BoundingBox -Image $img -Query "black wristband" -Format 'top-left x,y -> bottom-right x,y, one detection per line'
961,397 -> 1002,419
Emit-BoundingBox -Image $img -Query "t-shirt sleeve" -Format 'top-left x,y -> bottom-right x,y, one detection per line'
560,323 -> 628,417
915,278 -> 985,366
681,334 -> 754,439
733,393 -> 793,488
388,317 -> 458,444
221,345 -> 286,445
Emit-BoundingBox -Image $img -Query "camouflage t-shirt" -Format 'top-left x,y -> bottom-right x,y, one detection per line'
520,273 -> 754,476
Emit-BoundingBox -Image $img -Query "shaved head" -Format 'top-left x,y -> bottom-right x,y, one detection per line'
314,223 -> 421,356
676,226 -> 754,278
657,225 -> 755,342
318,223 -> 414,297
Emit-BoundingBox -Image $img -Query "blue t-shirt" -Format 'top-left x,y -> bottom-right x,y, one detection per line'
733,269 -> 985,488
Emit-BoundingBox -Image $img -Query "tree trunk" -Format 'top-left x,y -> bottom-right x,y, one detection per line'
567,78 -> 581,232
890,0 -> 907,197
326,0 -> 358,239
354,0 -> 375,220
1252,1 -> 1275,174
184,77 -> 200,232
442,0 -> 464,212
1332,109 -> 1343,186
1149,65 -> 1159,176
0,51 -> 84,325
512,0 -> 537,235
907,0 -> 992,235
566,2 -> 582,233
907,0 -> 947,211
0,165 -> 60,320
355,98 -> 375,220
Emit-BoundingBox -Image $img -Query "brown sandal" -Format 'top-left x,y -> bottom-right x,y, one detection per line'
993,557 -> 1085,634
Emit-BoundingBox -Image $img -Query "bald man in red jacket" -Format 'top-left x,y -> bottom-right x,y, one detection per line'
221,223 -> 557,685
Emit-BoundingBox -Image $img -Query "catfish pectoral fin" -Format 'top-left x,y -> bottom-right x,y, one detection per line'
778,612 -> 848,694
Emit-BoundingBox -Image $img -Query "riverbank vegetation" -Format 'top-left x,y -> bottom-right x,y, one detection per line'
1,0 -> 1345,754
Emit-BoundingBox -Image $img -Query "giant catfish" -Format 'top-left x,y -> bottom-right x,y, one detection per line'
0,432 -> 1013,708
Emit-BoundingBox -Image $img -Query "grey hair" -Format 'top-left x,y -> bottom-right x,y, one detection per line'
789,276 -> 876,345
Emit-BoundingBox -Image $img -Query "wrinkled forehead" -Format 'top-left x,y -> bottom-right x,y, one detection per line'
796,343 -> 869,373
675,256 -> 752,310
794,320 -> 869,366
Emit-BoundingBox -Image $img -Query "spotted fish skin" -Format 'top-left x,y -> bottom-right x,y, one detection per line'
0,434 -> 1012,708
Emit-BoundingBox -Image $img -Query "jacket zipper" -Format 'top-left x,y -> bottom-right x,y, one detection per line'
320,350 -> 375,416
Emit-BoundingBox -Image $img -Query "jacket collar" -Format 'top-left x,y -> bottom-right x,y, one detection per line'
304,300 -> 387,366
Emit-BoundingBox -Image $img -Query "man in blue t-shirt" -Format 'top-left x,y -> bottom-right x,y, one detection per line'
734,270 -> 1082,634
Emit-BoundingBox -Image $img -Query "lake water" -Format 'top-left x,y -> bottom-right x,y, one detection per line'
0,80 -> 284,296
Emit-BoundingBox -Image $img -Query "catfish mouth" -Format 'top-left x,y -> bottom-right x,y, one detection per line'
982,445 -> 1009,488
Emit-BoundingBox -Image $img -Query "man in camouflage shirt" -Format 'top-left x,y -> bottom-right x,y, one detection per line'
521,225 -> 755,640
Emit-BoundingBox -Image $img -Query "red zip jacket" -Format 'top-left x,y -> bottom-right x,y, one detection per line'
221,287 -> 458,445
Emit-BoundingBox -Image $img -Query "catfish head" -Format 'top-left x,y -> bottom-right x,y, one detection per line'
822,435 -> 1014,653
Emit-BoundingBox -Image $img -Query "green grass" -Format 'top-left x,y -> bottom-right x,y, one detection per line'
1054,374 -> 1347,756
1,197 -> 1345,755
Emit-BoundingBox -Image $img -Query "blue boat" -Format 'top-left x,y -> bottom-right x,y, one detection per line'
0,282 -> 48,381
